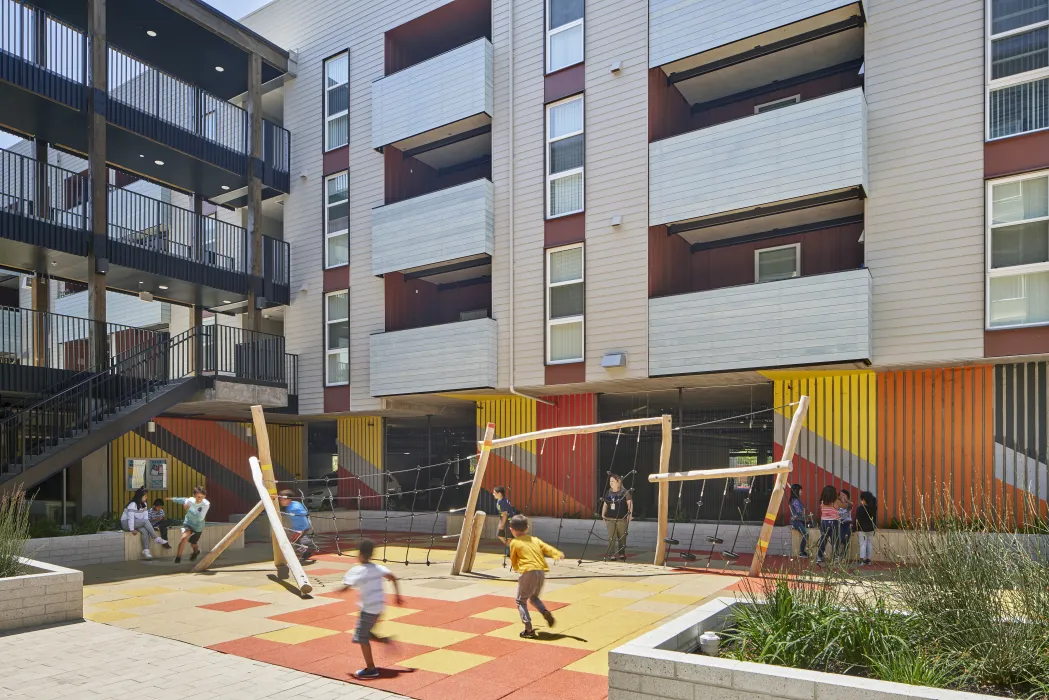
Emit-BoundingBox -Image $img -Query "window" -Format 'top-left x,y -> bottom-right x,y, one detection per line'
755,244 -> 800,283
547,0 -> 583,73
324,52 -> 349,151
987,0 -> 1049,139
325,291 -> 349,385
755,95 -> 801,114
546,96 -> 584,218
325,172 -> 349,268
546,244 -> 584,364
987,171 -> 1049,328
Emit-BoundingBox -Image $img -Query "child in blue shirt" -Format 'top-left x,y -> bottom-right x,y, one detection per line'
279,489 -> 319,562
491,486 -> 517,545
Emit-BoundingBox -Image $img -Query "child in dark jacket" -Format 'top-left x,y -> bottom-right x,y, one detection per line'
788,484 -> 808,559
855,491 -> 877,565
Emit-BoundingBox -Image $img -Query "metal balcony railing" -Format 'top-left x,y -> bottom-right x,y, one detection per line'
0,148 -> 88,230
201,326 -> 286,386
0,0 -> 85,108
285,353 -> 298,396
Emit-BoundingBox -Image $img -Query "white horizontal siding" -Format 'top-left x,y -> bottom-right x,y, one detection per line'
649,88 -> 867,226
649,0 -> 857,68
55,291 -> 169,330
369,317 -> 497,395
649,269 -> 872,376
371,38 -> 494,149
371,179 -> 494,275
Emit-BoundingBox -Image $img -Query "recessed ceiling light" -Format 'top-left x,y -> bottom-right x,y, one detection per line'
215,66 -> 225,72
158,285 -> 168,290
50,261 -> 57,266
221,185 -> 230,190
222,300 -> 232,304
139,154 -> 145,158
154,159 -> 164,166
146,30 -> 157,37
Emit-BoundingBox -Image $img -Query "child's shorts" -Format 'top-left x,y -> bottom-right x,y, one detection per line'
181,526 -> 203,544
353,611 -> 380,643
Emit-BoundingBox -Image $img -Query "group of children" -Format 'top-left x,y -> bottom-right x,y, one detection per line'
788,484 -> 877,565
121,486 -> 211,562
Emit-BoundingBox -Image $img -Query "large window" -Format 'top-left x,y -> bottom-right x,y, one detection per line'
325,291 -> 349,385
987,0 -> 1049,139
987,171 -> 1049,328
755,244 -> 801,283
546,96 -> 584,218
325,172 -> 349,268
547,0 -> 583,73
324,52 -> 349,151
547,244 -> 584,364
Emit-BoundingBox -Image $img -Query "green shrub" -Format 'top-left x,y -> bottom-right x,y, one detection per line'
0,490 -> 32,578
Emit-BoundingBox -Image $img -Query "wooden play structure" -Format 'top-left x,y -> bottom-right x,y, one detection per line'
192,405 -> 312,596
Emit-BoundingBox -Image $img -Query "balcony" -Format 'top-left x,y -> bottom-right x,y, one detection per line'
372,37 -> 493,153
649,268 -> 871,376
0,148 -> 290,308
372,178 -> 493,276
0,2 -> 290,199
369,317 -> 497,396
650,87 -> 866,227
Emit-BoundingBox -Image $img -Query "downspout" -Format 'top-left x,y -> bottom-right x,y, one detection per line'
506,0 -> 554,408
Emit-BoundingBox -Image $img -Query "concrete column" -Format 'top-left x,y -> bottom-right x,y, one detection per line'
80,447 -> 110,517
245,52 -> 264,332
86,0 -> 108,369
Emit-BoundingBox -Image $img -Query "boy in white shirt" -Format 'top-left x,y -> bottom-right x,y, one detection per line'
341,539 -> 402,679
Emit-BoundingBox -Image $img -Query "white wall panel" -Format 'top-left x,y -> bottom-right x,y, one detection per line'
370,317 -> 497,395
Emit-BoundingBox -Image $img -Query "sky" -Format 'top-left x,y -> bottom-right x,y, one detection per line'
0,0 -> 272,149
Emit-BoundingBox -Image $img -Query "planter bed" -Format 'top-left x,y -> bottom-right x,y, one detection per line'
0,557 -> 83,632
22,522 -> 240,568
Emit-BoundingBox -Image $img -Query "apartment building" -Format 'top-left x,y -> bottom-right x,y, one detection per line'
2,0 -> 1047,530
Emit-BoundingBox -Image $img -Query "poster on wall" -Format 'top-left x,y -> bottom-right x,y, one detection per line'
126,458 -> 168,490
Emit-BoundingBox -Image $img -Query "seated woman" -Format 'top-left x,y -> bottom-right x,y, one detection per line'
121,487 -> 170,560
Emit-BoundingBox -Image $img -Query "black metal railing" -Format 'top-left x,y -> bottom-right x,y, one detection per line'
0,1 -> 86,108
201,326 -> 286,385
285,353 -> 298,396
108,186 -> 248,273
0,148 -> 88,230
263,234 -> 291,296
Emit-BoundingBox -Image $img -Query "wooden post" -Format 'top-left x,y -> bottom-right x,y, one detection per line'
462,511 -> 486,573
86,0 -> 107,371
452,422 -> 495,575
244,52 -> 264,332
749,395 -> 810,577
191,500 -> 264,572
250,405 -> 311,594
653,414 -> 673,566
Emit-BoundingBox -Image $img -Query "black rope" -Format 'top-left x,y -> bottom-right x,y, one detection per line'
425,462 -> 454,566
681,479 -> 708,564
673,402 -> 799,432
554,435 -> 577,551
578,430 -> 621,565
722,477 -> 756,569
705,480 -> 731,570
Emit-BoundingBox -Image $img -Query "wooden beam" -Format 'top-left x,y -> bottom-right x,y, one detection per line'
648,461 -> 793,483
453,423 -> 495,575
191,500 -> 264,572
482,416 -> 664,451
749,395 -> 810,577
244,52 -> 264,332
86,0 -> 107,371
653,415 -> 673,566
155,0 -> 289,72
462,511 -> 486,573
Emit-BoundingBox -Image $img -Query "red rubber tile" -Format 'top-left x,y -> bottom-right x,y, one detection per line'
397,595 -> 528,627
413,642 -> 591,700
207,636 -> 287,662
444,635 -> 532,658
502,670 -> 609,700
437,617 -> 515,634
267,600 -> 357,624
198,598 -> 271,612
307,614 -> 362,632
301,567 -> 344,576
310,656 -> 448,694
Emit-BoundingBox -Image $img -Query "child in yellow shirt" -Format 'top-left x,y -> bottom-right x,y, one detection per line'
508,514 -> 564,638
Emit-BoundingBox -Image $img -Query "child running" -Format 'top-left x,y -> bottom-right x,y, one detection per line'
278,489 -> 319,562
507,514 -> 563,638
341,539 -> 402,680
169,486 -> 209,564
816,485 -> 840,565
492,485 -> 517,546
856,491 -> 877,565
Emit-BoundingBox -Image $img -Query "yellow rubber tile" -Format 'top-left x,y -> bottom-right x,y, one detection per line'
399,649 -> 493,674
484,622 -> 591,650
564,648 -> 613,676
623,600 -> 692,615
167,627 -> 259,648
471,607 -> 523,623
380,607 -> 422,620
599,589 -> 649,600
255,625 -> 339,645
186,584 -> 244,595
647,593 -> 704,605
97,597 -> 159,610
119,586 -> 179,597
619,582 -> 678,593
85,609 -> 138,623
371,621 -> 475,648
542,580 -> 627,603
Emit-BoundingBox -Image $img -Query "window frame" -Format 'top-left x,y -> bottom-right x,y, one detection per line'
546,242 -> 585,365
754,243 -> 801,283
754,94 -> 801,114
985,170 -> 1049,329
324,52 -> 349,152
545,95 -> 585,220
985,0 -> 1049,141
325,290 -> 350,386
546,0 -> 584,74
324,171 -> 349,269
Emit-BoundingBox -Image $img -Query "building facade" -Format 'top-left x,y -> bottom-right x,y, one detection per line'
2,0 -> 1048,530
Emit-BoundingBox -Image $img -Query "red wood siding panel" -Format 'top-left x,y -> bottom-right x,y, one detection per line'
648,68 -> 691,143
325,385 -> 351,413
384,145 -> 490,206
384,0 -> 491,75
985,326 -> 1049,358
323,146 -> 350,176
690,222 -> 864,292
545,212 -> 585,247
648,225 -> 691,297
324,266 -> 350,293
985,130 -> 1049,179
545,64 -> 585,103
385,273 -> 491,331
545,362 -> 585,385
536,393 -> 597,517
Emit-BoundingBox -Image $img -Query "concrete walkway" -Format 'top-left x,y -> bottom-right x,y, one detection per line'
0,620 -> 409,700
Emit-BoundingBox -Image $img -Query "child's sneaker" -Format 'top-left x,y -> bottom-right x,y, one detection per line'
542,611 -> 556,629
799,553 -> 809,559
190,550 -> 199,561
141,549 -> 153,560
520,627 -> 537,638
173,556 -> 181,564
354,668 -> 380,679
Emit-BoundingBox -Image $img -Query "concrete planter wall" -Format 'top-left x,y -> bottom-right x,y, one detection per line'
23,522 -> 241,568
122,522 -> 241,560
0,557 -> 83,632
609,598 -> 1003,700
